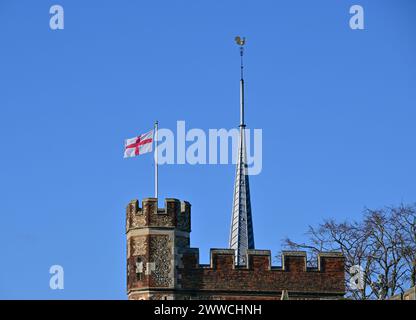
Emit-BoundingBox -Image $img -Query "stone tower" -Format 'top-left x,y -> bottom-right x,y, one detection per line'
126,198 -> 191,300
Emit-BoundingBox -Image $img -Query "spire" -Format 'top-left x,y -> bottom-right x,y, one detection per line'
229,36 -> 255,265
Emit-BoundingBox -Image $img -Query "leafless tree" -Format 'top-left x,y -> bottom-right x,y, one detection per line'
281,204 -> 416,300
391,205 -> 416,287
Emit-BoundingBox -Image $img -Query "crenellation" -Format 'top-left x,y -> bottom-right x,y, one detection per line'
126,198 -> 345,300
281,251 -> 307,272
247,250 -> 271,271
210,249 -> 235,270
318,252 -> 345,272
180,248 -> 200,269
126,198 -> 191,231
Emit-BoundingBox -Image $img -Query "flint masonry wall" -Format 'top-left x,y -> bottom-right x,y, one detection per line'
126,198 -> 345,300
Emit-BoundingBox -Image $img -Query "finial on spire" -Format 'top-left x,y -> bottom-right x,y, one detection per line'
235,36 -> 246,46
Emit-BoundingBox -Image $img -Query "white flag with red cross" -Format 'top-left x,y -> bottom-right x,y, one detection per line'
124,130 -> 154,158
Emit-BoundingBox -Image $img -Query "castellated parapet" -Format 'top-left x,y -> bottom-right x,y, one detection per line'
126,198 -> 345,300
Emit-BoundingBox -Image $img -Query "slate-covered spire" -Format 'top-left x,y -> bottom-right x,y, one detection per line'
229,37 -> 255,265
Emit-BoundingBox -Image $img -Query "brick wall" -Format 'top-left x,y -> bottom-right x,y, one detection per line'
177,249 -> 345,299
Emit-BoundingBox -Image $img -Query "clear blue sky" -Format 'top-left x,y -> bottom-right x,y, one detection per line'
0,0 -> 415,299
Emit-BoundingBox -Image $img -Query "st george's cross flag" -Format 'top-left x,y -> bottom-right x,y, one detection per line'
124,130 -> 154,158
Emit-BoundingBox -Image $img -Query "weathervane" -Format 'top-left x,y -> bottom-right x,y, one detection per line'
235,36 -> 246,46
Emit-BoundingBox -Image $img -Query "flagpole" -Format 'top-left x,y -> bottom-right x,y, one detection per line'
154,121 -> 158,204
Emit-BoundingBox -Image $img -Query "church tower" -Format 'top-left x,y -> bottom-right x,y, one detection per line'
125,38 -> 345,300
229,37 -> 255,265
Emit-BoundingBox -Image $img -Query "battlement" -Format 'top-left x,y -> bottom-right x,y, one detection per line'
126,198 -> 191,232
126,198 -> 345,300
177,248 -> 345,299
181,248 -> 344,272
180,249 -> 273,270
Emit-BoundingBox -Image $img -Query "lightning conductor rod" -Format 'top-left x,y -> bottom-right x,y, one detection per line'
237,37 -> 246,128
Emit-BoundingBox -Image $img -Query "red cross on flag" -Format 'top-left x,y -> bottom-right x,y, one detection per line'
124,130 -> 154,158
